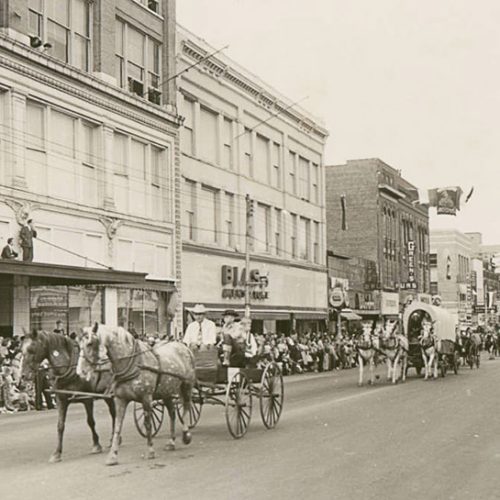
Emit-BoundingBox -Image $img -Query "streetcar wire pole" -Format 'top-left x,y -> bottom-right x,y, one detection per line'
245,194 -> 254,320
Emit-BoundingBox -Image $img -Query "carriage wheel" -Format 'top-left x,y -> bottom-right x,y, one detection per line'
176,385 -> 203,429
133,400 -> 164,438
259,362 -> 284,429
225,371 -> 252,439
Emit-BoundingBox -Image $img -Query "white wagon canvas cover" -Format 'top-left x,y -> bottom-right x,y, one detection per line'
403,301 -> 457,342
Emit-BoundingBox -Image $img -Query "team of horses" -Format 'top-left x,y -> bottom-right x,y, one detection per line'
18,318 -> 485,465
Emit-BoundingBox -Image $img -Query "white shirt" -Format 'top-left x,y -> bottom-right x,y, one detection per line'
183,318 -> 217,346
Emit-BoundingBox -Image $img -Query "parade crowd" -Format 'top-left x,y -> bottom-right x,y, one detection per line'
1,312 -> 500,414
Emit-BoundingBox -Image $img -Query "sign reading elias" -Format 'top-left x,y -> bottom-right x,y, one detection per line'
402,241 -> 417,290
221,265 -> 270,300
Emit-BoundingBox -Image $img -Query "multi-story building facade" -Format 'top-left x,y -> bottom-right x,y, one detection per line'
429,229 -> 475,324
430,230 -> 500,326
0,0 -> 180,337
177,26 -> 329,334
325,158 -> 430,317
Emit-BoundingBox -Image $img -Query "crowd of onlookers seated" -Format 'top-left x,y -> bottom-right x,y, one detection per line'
0,337 -> 35,413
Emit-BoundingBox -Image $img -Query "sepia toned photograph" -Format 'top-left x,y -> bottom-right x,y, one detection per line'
0,1 -> 498,499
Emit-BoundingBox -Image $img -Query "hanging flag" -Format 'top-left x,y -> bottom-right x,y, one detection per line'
429,187 -> 463,215
465,186 -> 474,203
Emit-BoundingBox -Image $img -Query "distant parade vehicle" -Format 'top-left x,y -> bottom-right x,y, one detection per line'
403,301 -> 460,379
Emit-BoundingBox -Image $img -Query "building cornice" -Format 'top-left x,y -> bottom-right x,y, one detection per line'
0,33 -> 182,133
178,38 -> 329,141
183,242 -> 327,273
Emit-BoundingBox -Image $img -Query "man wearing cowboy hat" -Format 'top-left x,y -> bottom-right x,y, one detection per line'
183,304 -> 217,348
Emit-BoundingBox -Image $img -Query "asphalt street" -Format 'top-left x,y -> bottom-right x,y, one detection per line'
1,357 -> 500,500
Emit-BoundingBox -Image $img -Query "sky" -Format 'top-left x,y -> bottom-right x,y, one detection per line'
177,0 -> 500,244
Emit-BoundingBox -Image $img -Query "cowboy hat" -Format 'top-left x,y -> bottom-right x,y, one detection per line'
223,309 -> 239,318
192,304 -> 207,314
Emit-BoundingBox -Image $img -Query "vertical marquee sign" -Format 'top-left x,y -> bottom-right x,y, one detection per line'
403,241 -> 417,290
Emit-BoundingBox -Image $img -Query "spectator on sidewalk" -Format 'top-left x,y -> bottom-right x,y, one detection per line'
1,238 -> 18,260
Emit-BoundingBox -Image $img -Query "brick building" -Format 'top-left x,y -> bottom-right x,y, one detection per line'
0,0 -> 181,337
325,158 -> 430,316
177,25 -> 329,334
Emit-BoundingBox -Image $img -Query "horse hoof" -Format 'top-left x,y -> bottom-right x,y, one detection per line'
165,443 -> 176,452
105,454 -> 119,466
182,431 -> 192,445
91,445 -> 103,454
48,454 -> 61,464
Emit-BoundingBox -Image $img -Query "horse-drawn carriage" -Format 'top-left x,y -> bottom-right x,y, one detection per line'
133,348 -> 284,440
403,301 -> 459,378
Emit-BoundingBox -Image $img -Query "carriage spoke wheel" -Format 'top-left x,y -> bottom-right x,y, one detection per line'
133,400 -> 164,438
176,385 -> 203,429
225,372 -> 252,439
259,362 -> 284,429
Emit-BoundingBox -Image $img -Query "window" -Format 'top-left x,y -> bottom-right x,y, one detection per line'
242,129 -> 252,177
255,134 -> 269,182
115,20 -> 162,104
151,146 -> 163,218
430,282 -> 438,295
130,140 -> 146,216
181,98 -> 195,155
224,192 -> 235,247
113,133 -> 128,212
183,179 -> 196,241
255,203 -> 270,253
299,156 -> 310,200
200,186 -> 218,244
81,122 -> 97,206
135,0 -> 160,14
272,143 -> 281,188
29,0 -> 92,71
222,118 -> 233,169
26,100 -> 45,151
312,163 -> 319,203
298,217 -> 310,260
313,221 -> 320,264
288,151 -> 297,194
199,107 -> 218,164
51,110 -> 75,158
290,213 -> 297,258
274,208 -> 282,256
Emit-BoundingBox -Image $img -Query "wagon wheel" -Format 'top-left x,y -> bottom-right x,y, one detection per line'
133,400 -> 164,438
225,371 -> 252,439
176,384 -> 203,429
259,362 -> 284,429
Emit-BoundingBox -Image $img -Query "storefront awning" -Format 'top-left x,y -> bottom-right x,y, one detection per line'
341,311 -> 362,321
0,260 -> 148,286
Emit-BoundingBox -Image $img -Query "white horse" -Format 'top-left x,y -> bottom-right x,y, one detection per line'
356,322 -> 379,386
379,320 -> 408,384
419,321 -> 438,380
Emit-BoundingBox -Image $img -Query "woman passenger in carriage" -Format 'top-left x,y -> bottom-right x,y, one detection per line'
222,312 -> 258,368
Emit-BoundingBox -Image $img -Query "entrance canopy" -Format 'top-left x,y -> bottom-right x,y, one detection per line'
0,260 -> 149,286
403,301 -> 456,341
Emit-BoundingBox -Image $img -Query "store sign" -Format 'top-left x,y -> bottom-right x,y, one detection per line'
221,265 -> 269,300
417,293 -> 432,304
402,241 -> 417,290
330,277 -> 349,291
329,288 -> 345,308
380,292 -> 399,315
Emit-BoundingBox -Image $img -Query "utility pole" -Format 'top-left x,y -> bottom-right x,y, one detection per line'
245,194 -> 254,319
